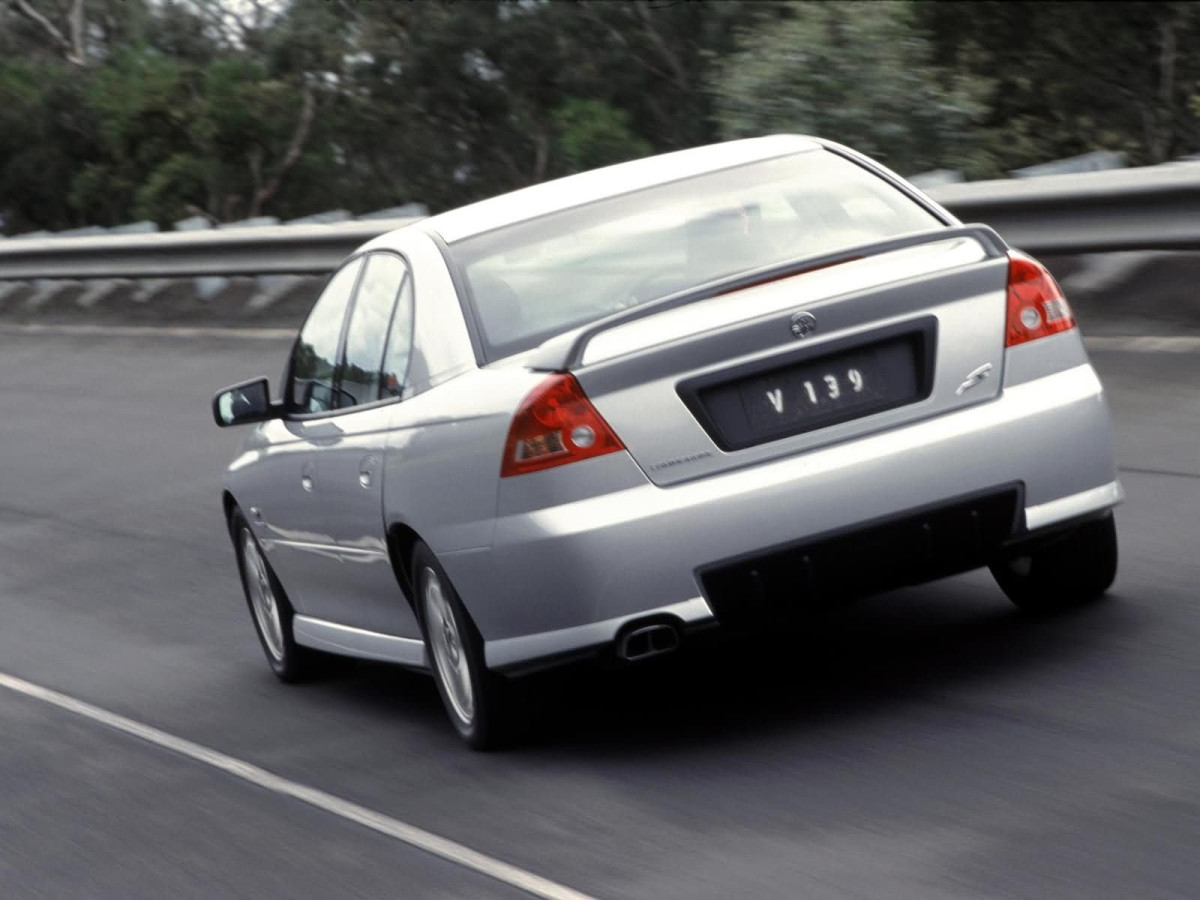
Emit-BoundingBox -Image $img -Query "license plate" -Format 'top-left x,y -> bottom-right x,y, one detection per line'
694,333 -> 925,450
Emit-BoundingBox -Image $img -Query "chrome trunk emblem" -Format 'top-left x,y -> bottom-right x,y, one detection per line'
789,311 -> 817,338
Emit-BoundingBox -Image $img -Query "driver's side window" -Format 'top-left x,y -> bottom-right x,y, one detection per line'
288,258 -> 364,413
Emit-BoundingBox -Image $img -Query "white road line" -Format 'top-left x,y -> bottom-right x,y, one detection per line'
0,671 -> 598,900
0,322 -> 293,339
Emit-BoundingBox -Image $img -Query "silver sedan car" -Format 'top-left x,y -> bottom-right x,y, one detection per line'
214,135 -> 1121,748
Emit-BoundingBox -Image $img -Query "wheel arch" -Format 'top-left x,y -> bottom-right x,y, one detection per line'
222,490 -> 240,538
386,521 -> 425,616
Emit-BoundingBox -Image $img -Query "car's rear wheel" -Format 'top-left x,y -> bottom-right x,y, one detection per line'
990,513 -> 1118,613
231,510 -> 325,682
413,542 -> 513,750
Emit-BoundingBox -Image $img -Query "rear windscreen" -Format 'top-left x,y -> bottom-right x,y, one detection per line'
446,149 -> 943,361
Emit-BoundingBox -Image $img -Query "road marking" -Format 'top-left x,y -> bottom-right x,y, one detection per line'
0,671 -> 598,900
1084,335 -> 1200,353
0,322 -> 293,340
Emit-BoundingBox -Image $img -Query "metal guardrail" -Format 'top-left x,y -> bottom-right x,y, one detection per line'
926,161 -> 1200,255
1,162 -> 1198,281
0,218 -> 420,280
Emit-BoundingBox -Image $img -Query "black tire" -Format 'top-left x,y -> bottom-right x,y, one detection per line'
412,542 -> 515,750
230,509 -> 327,682
989,513 -> 1118,614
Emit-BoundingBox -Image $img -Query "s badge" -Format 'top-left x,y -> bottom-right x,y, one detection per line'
955,363 -> 993,395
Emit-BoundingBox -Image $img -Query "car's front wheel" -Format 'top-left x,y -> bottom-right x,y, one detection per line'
990,513 -> 1118,613
413,542 -> 513,750
231,510 -> 325,682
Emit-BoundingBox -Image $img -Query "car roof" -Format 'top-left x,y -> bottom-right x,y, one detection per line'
419,134 -> 822,244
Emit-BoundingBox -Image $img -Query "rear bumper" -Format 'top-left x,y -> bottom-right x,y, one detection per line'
443,363 -> 1120,670
1024,481 -> 1124,531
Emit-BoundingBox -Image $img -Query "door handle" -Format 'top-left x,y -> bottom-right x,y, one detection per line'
301,461 -> 316,493
358,455 -> 378,489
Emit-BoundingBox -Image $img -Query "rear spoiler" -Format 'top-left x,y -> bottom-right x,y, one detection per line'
527,223 -> 1009,372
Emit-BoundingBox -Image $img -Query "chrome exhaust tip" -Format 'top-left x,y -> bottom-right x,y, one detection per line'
616,622 -> 681,662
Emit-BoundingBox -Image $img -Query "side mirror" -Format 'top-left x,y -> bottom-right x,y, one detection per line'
213,377 -> 279,427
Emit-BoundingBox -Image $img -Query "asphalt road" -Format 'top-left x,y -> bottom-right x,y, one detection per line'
0,329 -> 1197,899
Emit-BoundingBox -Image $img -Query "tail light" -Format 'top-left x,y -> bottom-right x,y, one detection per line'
501,373 -> 624,477
1005,251 -> 1076,347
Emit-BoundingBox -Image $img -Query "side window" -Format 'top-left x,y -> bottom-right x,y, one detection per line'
380,275 -> 415,399
289,258 -> 363,413
338,253 -> 409,408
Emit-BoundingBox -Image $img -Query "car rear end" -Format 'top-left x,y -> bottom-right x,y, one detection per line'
431,140 -> 1121,671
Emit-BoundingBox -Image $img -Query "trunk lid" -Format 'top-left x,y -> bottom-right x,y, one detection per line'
570,234 -> 1009,487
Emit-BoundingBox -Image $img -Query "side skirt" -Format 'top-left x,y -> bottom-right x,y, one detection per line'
293,616 -> 428,670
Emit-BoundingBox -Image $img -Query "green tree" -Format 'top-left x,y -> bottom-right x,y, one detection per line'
553,99 -> 652,172
10,0 -> 1195,235
918,0 -> 1200,169
0,60 -> 95,231
712,1 -> 990,176
333,0 -> 783,208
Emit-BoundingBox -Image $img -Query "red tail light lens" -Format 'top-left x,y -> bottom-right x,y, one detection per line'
1005,251 -> 1076,347
501,373 -> 624,477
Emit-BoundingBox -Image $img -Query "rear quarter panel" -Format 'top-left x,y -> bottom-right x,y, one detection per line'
382,366 -> 545,554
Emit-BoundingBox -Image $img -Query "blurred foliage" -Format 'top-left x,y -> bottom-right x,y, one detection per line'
918,0 -> 1200,171
0,0 -> 1198,233
712,1 -> 990,177
553,99 -> 652,172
